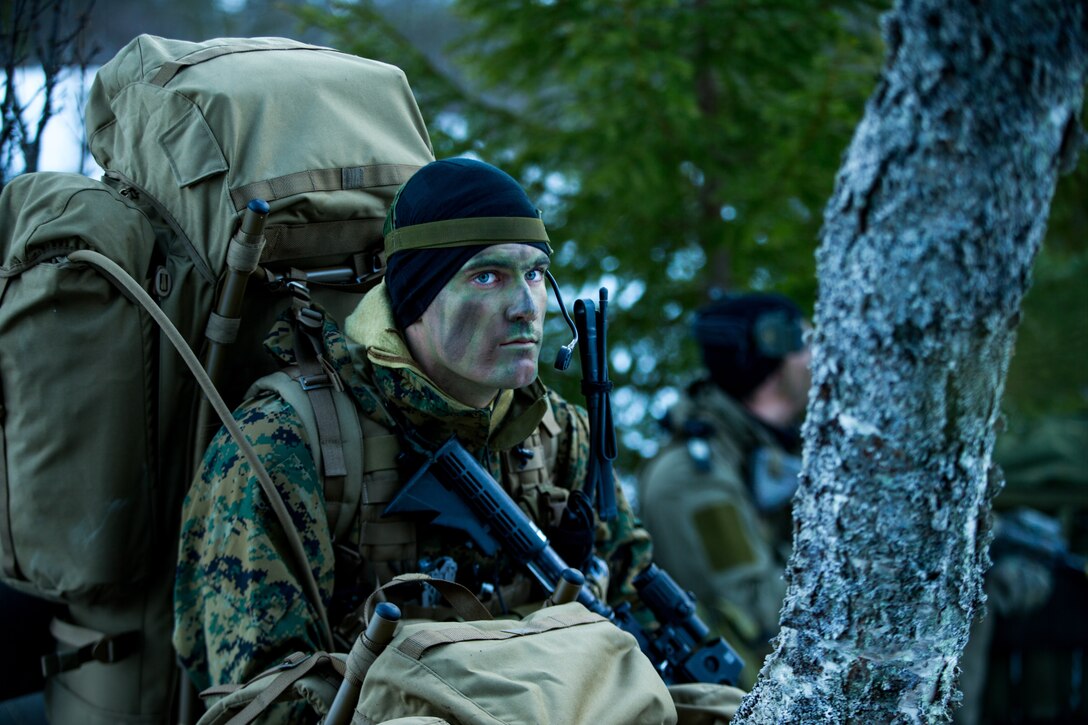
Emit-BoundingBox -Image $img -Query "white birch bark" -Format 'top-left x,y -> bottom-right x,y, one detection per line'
734,1 -> 1086,722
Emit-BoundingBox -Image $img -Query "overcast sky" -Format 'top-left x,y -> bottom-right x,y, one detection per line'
14,67 -> 102,177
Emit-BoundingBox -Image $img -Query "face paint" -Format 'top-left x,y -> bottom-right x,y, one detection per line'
405,243 -> 549,408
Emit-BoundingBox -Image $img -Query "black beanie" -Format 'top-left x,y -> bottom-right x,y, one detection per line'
383,158 -> 551,329
692,293 -> 805,400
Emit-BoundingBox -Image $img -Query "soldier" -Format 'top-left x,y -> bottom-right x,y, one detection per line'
638,293 -> 810,688
173,158 -> 653,715
955,413 -> 1088,724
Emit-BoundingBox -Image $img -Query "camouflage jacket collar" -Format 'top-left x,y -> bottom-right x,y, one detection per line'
286,282 -> 549,453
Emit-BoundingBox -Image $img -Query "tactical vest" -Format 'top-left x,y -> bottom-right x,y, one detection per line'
249,369 -> 563,641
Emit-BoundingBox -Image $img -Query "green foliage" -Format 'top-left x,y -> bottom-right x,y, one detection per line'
294,0 -> 1085,467
1003,156 -> 1088,421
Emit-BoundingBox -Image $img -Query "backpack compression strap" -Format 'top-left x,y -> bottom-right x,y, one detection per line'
149,39 -> 332,87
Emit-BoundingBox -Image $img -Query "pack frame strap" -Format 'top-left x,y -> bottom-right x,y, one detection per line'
65,249 -> 335,652
229,164 -> 421,212
205,311 -> 242,345
226,228 -> 266,274
150,41 -> 328,87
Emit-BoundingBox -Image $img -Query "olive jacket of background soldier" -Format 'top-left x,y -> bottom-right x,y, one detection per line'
638,379 -> 799,687
173,282 -> 652,699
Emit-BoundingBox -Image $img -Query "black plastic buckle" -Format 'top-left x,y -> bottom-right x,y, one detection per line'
40,631 -> 140,677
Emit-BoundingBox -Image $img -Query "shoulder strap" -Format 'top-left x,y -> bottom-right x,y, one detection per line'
248,366 -> 363,544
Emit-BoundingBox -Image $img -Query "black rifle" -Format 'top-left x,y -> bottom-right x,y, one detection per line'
384,436 -> 744,685
993,508 -> 1088,577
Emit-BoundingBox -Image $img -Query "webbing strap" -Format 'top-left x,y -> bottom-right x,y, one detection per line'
229,164 -> 420,211
358,521 -> 416,546
204,311 -> 242,345
363,433 -> 400,474
261,219 -> 385,265
226,230 -> 266,274
225,652 -> 346,725
398,608 -> 604,660
292,320 -> 348,500
360,476 -> 400,503
251,361 -> 362,544
150,41 -> 325,87
42,619 -> 140,676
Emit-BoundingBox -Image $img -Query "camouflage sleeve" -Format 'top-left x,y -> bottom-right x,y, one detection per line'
172,393 -> 334,694
547,390 -> 653,605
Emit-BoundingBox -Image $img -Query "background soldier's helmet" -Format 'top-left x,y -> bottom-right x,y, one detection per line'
691,293 -> 805,399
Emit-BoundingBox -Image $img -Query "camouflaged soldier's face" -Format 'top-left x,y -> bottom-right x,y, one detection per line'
405,243 -> 549,408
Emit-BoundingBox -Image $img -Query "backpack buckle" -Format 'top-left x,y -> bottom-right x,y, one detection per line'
298,373 -> 332,391
40,630 -> 140,677
154,266 -> 171,297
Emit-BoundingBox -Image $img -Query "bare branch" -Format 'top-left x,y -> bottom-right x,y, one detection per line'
1,0 -> 95,182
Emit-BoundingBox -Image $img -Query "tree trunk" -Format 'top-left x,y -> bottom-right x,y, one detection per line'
734,1 -> 1086,723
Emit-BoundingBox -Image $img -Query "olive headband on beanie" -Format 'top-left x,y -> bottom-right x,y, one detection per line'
383,158 -> 552,330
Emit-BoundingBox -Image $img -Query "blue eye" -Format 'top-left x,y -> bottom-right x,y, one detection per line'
473,271 -> 497,285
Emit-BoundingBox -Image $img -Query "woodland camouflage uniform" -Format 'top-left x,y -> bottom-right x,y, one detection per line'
638,380 -> 799,688
173,283 -> 652,703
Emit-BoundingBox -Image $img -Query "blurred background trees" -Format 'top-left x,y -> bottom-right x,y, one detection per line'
296,0 -> 1087,473
5,0 -> 1085,471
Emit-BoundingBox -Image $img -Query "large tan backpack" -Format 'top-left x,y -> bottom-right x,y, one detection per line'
0,34 -> 433,724
353,601 -> 677,725
193,576 -> 680,725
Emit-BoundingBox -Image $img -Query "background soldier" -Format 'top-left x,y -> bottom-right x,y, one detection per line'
638,292 -> 810,687
956,413 -> 1088,724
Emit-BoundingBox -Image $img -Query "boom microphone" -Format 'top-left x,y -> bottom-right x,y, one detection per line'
547,271 -> 578,370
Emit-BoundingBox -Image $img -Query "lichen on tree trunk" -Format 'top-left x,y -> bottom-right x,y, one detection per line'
733,1 -> 1087,723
